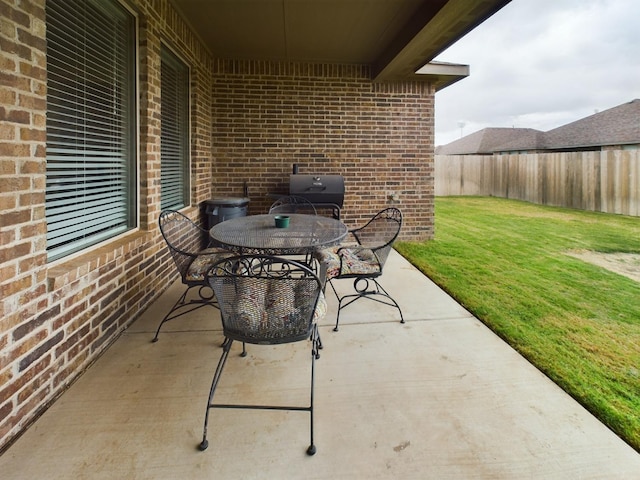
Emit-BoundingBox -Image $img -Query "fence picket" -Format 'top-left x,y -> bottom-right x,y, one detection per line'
435,150 -> 640,217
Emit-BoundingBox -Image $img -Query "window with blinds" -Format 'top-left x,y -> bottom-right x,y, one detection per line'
46,0 -> 137,261
161,46 -> 190,211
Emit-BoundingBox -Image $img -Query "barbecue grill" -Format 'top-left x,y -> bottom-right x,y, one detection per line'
289,174 -> 344,219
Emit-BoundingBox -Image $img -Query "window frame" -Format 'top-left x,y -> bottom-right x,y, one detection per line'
45,0 -> 138,262
160,44 -> 191,211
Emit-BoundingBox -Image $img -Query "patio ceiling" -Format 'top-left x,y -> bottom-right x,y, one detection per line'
170,0 -> 512,90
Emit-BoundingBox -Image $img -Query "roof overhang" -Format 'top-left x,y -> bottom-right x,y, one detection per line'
170,0 -> 510,88
415,61 -> 469,91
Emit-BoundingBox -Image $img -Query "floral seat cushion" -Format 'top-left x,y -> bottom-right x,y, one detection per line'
229,282 -> 326,339
186,248 -> 231,282
312,291 -> 327,322
315,246 -> 381,279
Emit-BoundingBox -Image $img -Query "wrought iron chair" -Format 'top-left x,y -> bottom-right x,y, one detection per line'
198,254 -> 326,456
269,195 -> 317,215
152,210 -> 230,342
315,207 -> 404,331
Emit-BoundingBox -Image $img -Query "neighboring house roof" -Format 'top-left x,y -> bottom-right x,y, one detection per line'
435,128 -> 543,154
437,99 -> 640,154
542,99 -> 640,150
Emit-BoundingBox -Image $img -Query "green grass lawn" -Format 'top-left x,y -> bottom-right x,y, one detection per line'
395,196 -> 640,452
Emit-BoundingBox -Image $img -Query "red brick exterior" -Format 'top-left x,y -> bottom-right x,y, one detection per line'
0,0 -> 434,452
210,60 -> 435,236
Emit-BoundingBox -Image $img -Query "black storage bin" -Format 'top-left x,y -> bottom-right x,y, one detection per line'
203,197 -> 249,229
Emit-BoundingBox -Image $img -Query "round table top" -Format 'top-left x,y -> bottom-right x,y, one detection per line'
209,213 -> 348,255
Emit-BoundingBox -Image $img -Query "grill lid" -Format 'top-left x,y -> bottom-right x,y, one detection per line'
289,174 -> 344,207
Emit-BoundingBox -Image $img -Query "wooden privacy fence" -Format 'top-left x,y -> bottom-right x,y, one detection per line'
435,150 -> 640,217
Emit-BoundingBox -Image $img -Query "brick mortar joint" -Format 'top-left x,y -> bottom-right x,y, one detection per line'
46,231 -> 151,290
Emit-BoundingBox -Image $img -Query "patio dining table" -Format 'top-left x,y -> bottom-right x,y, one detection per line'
209,213 -> 348,255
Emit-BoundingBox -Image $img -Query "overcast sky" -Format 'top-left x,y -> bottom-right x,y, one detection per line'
433,0 -> 640,146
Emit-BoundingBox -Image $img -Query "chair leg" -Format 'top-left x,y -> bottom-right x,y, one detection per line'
370,279 -> 404,324
199,338 -> 233,451
330,277 -> 404,332
316,328 -> 323,351
152,288 -> 189,342
221,338 -> 247,357
307,324 -> 319,456
324,279 -> 342,331
152,285 -> 218,342
199,332 -> 318,455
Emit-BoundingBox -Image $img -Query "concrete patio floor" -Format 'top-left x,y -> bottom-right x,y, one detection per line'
1,251 -> 639,479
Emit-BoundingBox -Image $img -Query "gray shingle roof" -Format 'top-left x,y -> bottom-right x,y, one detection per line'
543,99 -> 640,150
437,99 -> 640,154
436,128 -> 543,154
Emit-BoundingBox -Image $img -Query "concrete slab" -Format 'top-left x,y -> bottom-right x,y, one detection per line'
1,251 -> 639,479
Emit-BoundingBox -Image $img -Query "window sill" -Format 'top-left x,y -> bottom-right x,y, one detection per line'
47,231 -> 150,291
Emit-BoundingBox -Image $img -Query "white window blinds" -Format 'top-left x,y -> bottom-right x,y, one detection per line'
161,46 -> 190,211
46,0 -> 136,261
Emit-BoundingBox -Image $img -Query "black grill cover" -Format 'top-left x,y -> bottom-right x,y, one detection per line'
289,174 -> 345,207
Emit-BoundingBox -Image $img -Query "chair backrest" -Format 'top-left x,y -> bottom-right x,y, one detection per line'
351,208 -> 402,269
159,210 -> 208,280
269,196 -> 317,215
207,255 -> 323,345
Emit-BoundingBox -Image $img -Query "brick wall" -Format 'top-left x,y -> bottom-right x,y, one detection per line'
0,0 -> 50,449
0,0 -> 435,453
0,0 -> 214,453
210,60 -> 435,239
